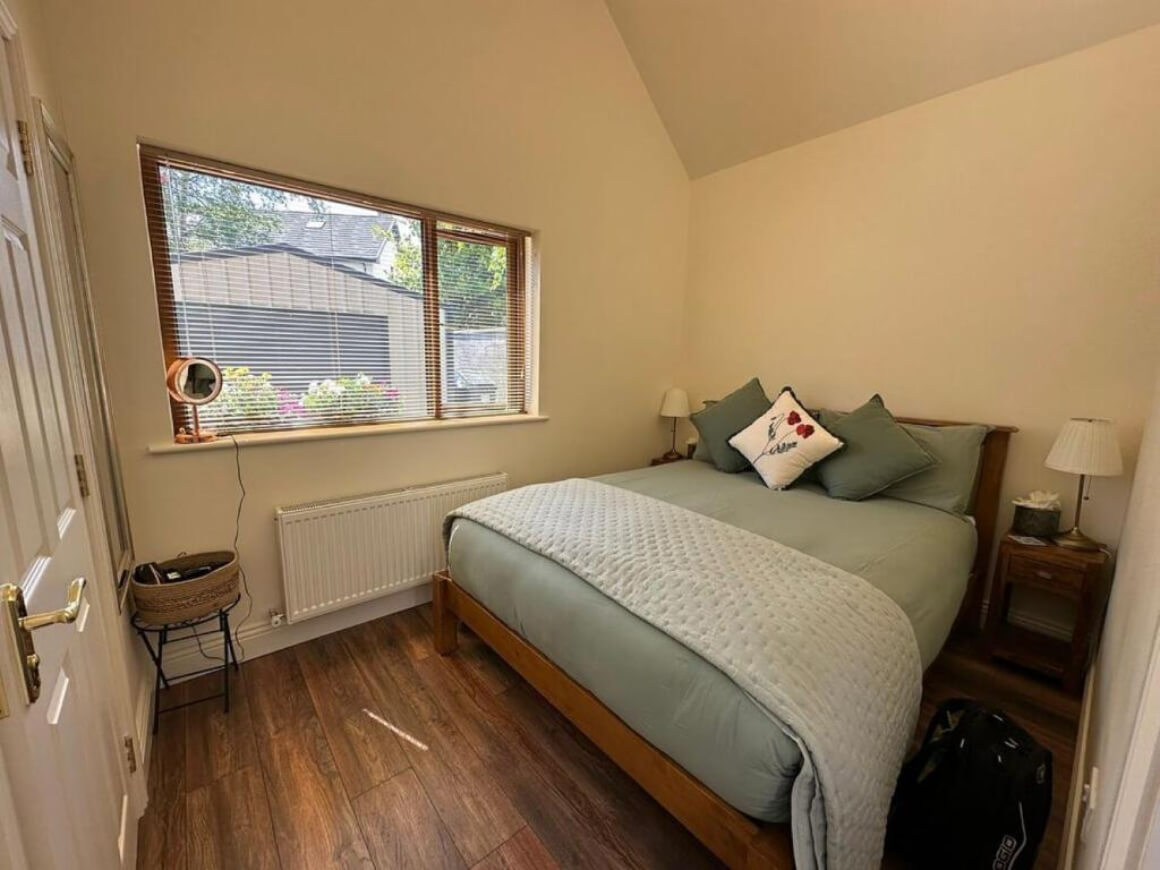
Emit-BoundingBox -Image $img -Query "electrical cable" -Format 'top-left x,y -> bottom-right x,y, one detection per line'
184,435 -> 252,666
231,434 -> 253,664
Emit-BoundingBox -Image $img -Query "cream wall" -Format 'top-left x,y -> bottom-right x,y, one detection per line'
38,0 -> 688,648
682,25 -> 1160,562
5,0 -> 58,115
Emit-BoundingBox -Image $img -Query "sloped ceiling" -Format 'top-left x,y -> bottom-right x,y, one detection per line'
605,0 -> 1160,177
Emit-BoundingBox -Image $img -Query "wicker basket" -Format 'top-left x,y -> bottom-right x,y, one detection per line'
131,550 -> 239,625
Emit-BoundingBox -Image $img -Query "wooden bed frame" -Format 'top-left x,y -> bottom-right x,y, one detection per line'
432,420 -> 1015,868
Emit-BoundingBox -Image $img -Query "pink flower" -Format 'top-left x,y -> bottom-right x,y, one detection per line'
787,410 -> 801,426
796,424 -> 815,438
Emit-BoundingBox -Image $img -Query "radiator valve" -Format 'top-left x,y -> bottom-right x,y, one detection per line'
269,610 -> 285,628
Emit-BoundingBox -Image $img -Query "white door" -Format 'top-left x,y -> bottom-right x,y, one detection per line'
0,19 -> 135,870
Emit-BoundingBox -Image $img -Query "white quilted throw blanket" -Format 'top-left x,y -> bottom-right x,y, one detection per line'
446,479 -> 923,869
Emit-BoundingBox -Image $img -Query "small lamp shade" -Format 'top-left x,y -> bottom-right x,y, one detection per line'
659,388 -> 690,419
1045,418 -> 1123,477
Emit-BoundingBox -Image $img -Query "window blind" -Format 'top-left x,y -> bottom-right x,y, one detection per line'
139,146 -> 532,438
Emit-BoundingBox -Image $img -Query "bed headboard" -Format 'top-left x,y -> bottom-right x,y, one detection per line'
896,417 -> 1017,634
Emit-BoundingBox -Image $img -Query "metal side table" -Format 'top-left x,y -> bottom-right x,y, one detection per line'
132,596 -> 241,734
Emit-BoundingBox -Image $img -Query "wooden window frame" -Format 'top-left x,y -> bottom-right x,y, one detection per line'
138,144 -> 532,438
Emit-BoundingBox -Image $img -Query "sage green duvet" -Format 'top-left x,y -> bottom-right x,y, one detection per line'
446,461 -> 975,822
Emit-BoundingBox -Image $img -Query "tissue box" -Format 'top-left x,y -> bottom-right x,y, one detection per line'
1012,505 -> 1060,537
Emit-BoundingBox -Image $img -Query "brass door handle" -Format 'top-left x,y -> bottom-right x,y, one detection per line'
0,577 -> 87,707
20,577 -> 86,631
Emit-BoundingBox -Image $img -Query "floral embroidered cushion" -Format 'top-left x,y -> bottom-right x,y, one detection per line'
728,388 -> 843,488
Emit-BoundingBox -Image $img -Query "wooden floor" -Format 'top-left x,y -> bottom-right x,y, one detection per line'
137,606 -> 1079,869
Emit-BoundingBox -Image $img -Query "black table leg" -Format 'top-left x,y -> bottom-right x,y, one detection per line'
136,627 -> 171,691
224,615 -> 239,673
220,611 -> 230,714
133,598 -> 241,734
152,628 -> 167,735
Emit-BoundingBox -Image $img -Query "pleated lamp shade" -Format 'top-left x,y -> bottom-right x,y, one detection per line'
659,388 -> 690,419
1045,418 -> 1123,477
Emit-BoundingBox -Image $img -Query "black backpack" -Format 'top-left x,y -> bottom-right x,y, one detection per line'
887,698 -> 1052,869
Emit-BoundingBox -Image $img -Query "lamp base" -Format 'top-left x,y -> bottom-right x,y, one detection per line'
1053,527 -> 1102,551
659,449 -> 683,462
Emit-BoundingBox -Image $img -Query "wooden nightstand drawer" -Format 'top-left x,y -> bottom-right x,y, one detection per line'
1007,555 -> 1084,594
986,532 -> 1112,693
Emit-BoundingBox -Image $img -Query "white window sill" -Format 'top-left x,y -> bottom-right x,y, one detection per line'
147,413 -> 549,455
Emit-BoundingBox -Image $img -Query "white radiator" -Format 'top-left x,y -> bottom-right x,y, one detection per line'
275,473 -> 507,623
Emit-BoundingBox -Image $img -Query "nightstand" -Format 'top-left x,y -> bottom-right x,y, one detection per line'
650,455 -> 686,467
984,532 -> 1111,693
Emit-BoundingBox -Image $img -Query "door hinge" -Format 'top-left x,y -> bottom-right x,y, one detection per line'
124,735 -> 138,774
74,453 -> 90,498
15,120 -> 33,177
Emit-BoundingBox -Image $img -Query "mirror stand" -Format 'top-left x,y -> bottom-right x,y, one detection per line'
167,357 -> 222,444
174,404 -> 216,444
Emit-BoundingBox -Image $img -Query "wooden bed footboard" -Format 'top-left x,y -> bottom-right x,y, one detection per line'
432,570 -> 794,869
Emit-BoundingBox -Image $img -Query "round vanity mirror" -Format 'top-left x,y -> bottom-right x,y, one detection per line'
165,357 -> 222,443
166,357 -> 222,405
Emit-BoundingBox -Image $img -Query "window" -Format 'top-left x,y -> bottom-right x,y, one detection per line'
139,146 -> 532,438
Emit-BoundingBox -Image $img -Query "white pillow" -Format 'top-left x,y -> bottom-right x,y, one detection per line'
728,388 -> 843,489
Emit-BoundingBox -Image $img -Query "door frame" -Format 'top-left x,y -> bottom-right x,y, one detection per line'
25,91 -> 148,811
30,96 -> 136,611
0,1 -> 146,863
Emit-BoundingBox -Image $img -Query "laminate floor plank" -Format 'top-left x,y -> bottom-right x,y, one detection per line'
412,652 -> 643,869
295,631 -> 409,797
355,612 -> 430,699
342,621 -> 525,865
245,647 -> 315,740
258,713 -> 374,869
353,768 -> 465,870
139,607 -> 1079,870
458,626 -> 518,696
185,670 -> 259,791
472,827 -> 558,870
136,685 -> 188,870
501,681 -> 721,869
385,605 -> 436,661
187,765 -> 279,870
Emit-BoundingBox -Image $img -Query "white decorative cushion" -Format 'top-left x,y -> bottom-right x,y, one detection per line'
729,388 -> 844,489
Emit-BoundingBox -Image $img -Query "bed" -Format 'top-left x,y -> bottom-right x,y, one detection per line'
433,419 -> 1013,869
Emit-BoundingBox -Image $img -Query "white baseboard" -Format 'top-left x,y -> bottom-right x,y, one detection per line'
980,599 -> 1073,641
158,582 -> 433,682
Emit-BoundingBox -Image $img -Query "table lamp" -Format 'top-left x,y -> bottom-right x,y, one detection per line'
1045,417 -> 1122,550
659,388 -> 690,461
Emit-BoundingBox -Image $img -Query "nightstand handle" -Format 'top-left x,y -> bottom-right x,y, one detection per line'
1035,569 -> 1053,581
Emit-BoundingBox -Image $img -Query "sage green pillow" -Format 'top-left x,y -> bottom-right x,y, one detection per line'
816,395 -> 936,500
690,379 -> 770,473
884,423 -> 989,514
691,401 -> 717,461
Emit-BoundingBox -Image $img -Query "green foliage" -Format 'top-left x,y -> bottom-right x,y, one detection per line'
438,239 -> 507,328
162,168 -> 291,253
387,231 -> 424,293
382,229 -> 508,329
